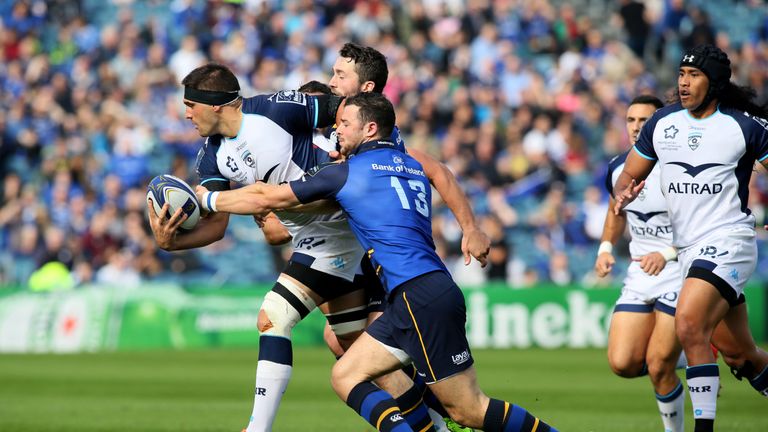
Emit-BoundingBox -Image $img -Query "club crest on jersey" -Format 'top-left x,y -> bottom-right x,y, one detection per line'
664,125 -> 679,139
273,90 -> 306,105
688,132 -> 702,150
637,186 -> 647,201
241,150 -> 256,168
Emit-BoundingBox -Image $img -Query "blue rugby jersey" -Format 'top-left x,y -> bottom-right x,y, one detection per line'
290,140 -> 448,292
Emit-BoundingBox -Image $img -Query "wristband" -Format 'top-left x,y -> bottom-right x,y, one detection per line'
597,241 -> 613,255
201,191 -> 219,212
659,246 -> 678,262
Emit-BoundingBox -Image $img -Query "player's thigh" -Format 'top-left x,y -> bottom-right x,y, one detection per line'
676,278 -> 730,334
646,310 -> 681,365
608,311 -> 655,367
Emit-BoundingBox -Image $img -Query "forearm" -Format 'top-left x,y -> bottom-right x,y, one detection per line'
202,183 -> 300,215
168,212 -> 229,251
413,148 -> 478,231
600,197 -> 627,245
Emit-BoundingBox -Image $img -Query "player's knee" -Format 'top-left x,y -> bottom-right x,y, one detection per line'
608,352 -> 644,378
324,308 -> 367,351
674,313 -> 705,347
258,290 -> 313,337
443,402 -> 482,428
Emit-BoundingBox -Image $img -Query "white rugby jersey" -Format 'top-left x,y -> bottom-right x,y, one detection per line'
634,103 -> 768,248
607,152 -> 673,257
195,91 -> 347,242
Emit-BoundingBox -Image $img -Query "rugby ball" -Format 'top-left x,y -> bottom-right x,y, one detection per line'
146,174 -> 201,230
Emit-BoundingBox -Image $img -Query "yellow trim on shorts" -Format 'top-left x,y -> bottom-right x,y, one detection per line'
532,417 -> 540,431
403,291 -> 437,382
376,407 -> 399,430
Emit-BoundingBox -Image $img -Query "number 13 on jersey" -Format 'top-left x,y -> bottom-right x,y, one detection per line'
390,176 -> 429,217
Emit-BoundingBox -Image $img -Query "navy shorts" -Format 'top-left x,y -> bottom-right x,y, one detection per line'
352,255 -> 386,313
366,271 -> 474,384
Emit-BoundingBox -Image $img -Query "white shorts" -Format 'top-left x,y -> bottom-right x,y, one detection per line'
615,259 -> 683,316
289,223 -> 364,282
678,225 -> 756,306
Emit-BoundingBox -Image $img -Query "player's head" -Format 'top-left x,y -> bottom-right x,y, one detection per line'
336,93 -> 395,155
329,43 -> 388,97
678,44 -> 731,114
626,95 -> 663,144
298,80 -> 332,96
181,63 -> 242,137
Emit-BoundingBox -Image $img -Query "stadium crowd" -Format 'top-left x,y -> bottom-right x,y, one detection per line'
1,0 -> 768,289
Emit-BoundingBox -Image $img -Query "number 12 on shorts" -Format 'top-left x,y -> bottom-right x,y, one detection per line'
390,176 -> 429,217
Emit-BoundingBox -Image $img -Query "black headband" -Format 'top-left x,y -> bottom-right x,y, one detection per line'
679,50 -> 731,89
184,87 -> 240,105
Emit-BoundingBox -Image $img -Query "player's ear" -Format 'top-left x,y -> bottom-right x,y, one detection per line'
360,81 -> 375,93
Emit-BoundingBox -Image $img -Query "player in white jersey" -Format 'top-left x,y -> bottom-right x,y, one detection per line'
150,64 -> 485,432
595,95 -> 686,432
615,45 -> 768,431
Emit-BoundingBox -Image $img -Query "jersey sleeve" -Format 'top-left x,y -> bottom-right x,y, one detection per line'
242,93 -> 342,134
195,137 -> 230,191
604,152 -> 627,196
290,162 -> 349,203
746,114 -> 768,162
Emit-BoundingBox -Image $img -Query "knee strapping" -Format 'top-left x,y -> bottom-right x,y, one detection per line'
259,276 -> 317,337
325,305 -> 368,336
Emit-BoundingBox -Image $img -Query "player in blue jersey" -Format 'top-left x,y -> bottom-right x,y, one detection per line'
614,45 -> 768,431
261,45 -> 490,431
197,92 -> 557,432
595,95 -> 687,431
327,42 -> 486,432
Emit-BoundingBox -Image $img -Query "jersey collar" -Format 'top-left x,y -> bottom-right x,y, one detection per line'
350,139 -> 397,158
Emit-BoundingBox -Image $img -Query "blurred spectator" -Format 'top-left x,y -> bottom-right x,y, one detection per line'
0,0 -> 766,289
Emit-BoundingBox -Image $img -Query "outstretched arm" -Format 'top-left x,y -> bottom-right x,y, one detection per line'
409,147 -> 489,267
197,183 -> 302,215
614,150 -> 656,215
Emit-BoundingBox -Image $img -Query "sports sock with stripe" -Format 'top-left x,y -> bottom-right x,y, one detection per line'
749,364 -> 768,396
246,335 -> 293,432
483,399 -> 556,432
656,381 -> 684,432
347,382 -> 413,432
686,363 -> 719,432
394,384 -> 436,432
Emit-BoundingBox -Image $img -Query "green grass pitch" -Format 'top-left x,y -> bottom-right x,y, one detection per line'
0,347 -> 764,431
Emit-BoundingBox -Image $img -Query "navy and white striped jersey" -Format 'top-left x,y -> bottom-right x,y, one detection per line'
633,103 -> 768,248
290,140 -> 448,293
607,151 -> 673,257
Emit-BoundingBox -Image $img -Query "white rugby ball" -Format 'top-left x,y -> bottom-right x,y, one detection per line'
146,174 -> 201,230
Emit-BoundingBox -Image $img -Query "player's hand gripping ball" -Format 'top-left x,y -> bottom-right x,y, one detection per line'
146,175 -> 201,230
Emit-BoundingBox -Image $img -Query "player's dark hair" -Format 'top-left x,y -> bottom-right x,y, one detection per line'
345,93 -> 395,139
339,43 -> 388,93
298,80 -> 332,95
629,95 -> 663,110
181,63 -> 240,93
718,82 -> 768,119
